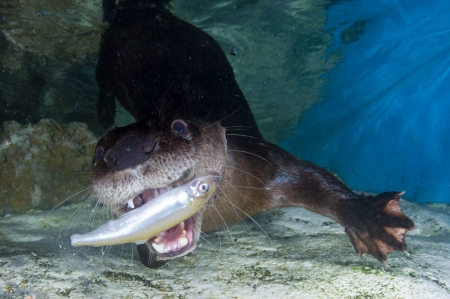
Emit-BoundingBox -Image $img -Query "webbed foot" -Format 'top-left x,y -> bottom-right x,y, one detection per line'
343,191 -> 414,263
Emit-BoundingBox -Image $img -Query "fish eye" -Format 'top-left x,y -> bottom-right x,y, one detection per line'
171,120 -> 188,136
95,147 -> 104,162
199,183 -> 209,193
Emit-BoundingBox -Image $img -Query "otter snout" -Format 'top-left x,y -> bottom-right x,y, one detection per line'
105,135 -> 156,171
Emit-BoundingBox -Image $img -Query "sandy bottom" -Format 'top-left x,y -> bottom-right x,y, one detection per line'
0,201 -> 449,298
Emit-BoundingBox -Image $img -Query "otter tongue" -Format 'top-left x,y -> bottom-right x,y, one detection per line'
151,222 -> 188,254
126,187 -> 169,210
142,187 -> 168,203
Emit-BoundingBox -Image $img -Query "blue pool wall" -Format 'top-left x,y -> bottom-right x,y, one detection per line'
278,0 -> 450,203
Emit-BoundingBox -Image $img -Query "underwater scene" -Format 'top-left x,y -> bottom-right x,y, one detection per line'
0,0 -> 449,298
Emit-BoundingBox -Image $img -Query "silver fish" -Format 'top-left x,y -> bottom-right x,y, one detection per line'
71,172 -> 219,247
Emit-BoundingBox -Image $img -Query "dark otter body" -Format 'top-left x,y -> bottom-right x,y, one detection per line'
94,0 -> 414,268
96,0 -> 261,139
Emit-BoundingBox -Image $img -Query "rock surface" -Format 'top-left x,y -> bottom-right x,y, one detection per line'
0,0 -> 335,141
0,201 -> 448,298
0,119 -> 97,214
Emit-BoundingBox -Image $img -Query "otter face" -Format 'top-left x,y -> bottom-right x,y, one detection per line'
92,115 -> 227,260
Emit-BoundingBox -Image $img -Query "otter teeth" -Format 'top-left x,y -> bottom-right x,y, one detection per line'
152,235 -> 189,253
126,199 -> 135,209
152,222 -> 189,254
178,235 -> 189,247
152,242 -> 166,253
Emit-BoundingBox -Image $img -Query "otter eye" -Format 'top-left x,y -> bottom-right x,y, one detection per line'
171,120 -> 188,135
199,183 -> 209,193
95,147 -> 104,162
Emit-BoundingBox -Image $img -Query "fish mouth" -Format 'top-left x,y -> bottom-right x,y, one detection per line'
122,186 -> 200,259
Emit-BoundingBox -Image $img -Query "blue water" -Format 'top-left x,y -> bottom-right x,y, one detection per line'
279,0 -> 450,203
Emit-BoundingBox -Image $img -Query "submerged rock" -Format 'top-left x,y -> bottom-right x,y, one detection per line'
0,119 -> 97,214
0,0 -> 335,142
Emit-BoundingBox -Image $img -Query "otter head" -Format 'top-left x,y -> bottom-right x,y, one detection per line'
92,115 -> 227,261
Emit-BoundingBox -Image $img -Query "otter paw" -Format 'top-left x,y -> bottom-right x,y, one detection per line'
344,191 -> 415,263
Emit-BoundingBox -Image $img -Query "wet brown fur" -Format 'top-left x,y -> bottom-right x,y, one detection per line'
94,0 -> 415,267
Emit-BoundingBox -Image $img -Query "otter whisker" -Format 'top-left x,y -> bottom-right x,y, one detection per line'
218,176 -> 260,207
66,172 -> 93,179
228,185 -> 266,190
203,104 -> 244,129
215,186 -> 251,233
68,195 -> 100,238
159,74 -> 175,117
119,243 -> 128,261
199,124 -> 252,133
215,176 -> 262,230
105,244 -> 115,258
211,175 -> 267,236
223,176 -> 265,198
99,245 -> 116,264
48,185 -> 92,214
225,133 -> 261,140
210,204 -> 236,247
146,251 -> 159,268
49,179 -> 91,193
70,170 -> 92,174
199,234 -> 214,248
202,108 -> 213,122
222,125 -> 253,130
47,171 -> 91,196
59,192 -> 97,240
223,163 -> 267,187
206,208 -> 223,250
86,199 -> 104,233
228,149 -> 272,165
216,192 -> 271,241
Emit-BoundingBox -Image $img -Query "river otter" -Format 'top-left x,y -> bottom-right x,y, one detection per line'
93,0 -> 414,268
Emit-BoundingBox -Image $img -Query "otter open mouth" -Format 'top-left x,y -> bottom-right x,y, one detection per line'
123,186 -> 199,259
73,173 -> 218,257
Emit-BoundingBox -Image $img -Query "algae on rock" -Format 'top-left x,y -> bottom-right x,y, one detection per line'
0,119 -> 97,214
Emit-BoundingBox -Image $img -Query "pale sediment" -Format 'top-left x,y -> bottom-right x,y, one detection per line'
0,202 -> 448,298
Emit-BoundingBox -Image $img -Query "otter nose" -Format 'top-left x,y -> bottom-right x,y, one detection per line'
104,135 -> 156,171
